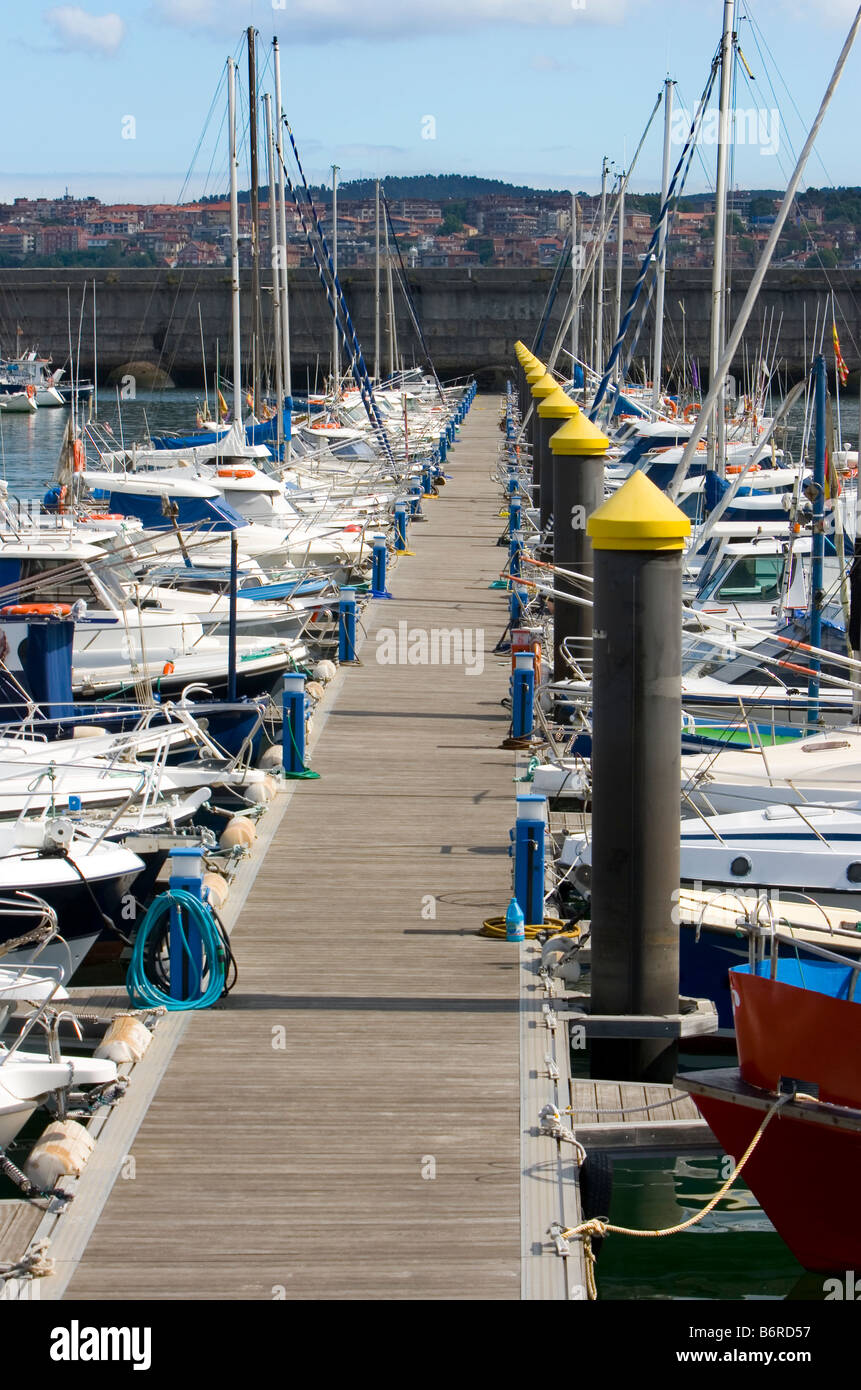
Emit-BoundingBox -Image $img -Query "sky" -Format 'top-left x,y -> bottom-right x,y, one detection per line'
3,0 -> 861,205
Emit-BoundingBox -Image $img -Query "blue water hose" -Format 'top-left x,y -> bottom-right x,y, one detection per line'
127,889 -> 226,1011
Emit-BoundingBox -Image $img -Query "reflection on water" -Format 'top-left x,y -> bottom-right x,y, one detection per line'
596,1153 -> 806,1301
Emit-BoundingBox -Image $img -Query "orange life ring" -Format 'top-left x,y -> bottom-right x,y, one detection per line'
310,419 -> 338,431
665,400 -> 678,419
162,661 -> 175,676
56,484 -> 67,514
0,603 -> 72,617
217,467 -> 255,479
26,384 -> 35,400
80,512 -> 123,521
683,404 -> 700,423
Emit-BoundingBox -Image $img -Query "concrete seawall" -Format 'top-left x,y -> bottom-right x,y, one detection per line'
1,266 -> 858,388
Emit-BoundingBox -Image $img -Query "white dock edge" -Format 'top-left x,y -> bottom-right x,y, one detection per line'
520,940 -> 587,1299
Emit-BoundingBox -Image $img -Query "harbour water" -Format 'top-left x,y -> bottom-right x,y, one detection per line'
0,388 -> 204,498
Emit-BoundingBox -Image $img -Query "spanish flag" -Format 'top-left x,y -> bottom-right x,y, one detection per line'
833,320 -> 849,387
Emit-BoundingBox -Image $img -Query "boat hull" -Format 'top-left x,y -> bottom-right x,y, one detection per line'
682,1070 -> 861,1272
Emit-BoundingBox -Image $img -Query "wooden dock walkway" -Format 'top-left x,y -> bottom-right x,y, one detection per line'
63,395 -> 526,1301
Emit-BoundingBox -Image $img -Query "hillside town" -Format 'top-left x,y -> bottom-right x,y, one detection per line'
0,183 -> 857,272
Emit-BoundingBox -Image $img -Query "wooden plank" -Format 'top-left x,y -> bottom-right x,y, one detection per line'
62,397 -> 525,1302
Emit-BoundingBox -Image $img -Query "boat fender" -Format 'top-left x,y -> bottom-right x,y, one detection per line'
24,1119 -> 94,1189
94,1014 -> 152,1065
257,744 -> 285,772
579,1153 -> 614,1255
312,659 -> 337,684
202,871 -> 229,912
244,776 -> 278,805
72,725 -> 108,740
219,816 -> 256,851
305,680 -> 325,703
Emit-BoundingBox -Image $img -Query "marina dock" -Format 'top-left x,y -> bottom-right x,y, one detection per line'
59,395 -> 526,1300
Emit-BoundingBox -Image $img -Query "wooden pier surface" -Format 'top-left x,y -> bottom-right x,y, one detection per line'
64,395 -> 525,1300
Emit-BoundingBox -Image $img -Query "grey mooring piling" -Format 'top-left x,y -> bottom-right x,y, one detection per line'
549,408 -> 608,681
536,386 -> 579,544
585,470 -> 690,1082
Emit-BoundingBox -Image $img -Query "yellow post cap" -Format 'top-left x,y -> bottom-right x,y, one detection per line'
549,411 -> 610,455
529,372 -> 558,399
537,387 -> 579,419
587,469 -> 691,551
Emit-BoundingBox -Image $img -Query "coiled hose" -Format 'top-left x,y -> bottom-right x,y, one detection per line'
127,889 -> 228,1011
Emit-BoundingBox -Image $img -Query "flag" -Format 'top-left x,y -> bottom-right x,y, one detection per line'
833,320 -> 849,387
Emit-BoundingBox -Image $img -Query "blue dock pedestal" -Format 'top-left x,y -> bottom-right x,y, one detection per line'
421,462 -> 435,498
513,794 -> 547,928
338,589 -> 358,663
282,672 -> 307,771
511,652 -> 535,741
438,433 -> 447,464
508,526 -> 523,581
393,502 -> 412,554
408,480 -> 423,518
168,847 -> 205,1003
371,536 -> 392,599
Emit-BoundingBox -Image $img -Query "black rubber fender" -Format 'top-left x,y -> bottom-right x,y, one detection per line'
579,1152 -> 614,1257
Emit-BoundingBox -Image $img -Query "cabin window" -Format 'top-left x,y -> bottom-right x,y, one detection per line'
715,554 -> 783,603
19,559 -> 94,603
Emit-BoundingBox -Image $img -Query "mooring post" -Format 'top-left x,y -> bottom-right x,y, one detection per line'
586,470 -> 690,1082
513,793 -> 547,927
537,386 -> 578,539
510,651 -> 535,742
549,409 -> 609,681
281,671 -> 307,772
371,535 -> 391,599
421,461 -> 435,497
338,588 -> 358,662
407,480 -> 423,518
168,846 -> 205,1002
529,371 -> 557,518
393,501 -> 410,553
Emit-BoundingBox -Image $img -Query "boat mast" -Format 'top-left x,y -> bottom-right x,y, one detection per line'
228,56 -> 243,426
332,163 -> 340,399
594,156 -> 608,375
92,277 -> 98,417
247,26 -> 261,419
613,171 -> 625,385
708,0 -> 735,476
198,302 -> 209,419
570,194 -> 579,384
374,179 -> 381,382
264,93 -> 284,460
385,206 -> 397,379
652,76 -> 675,409
272,39 -> 292,428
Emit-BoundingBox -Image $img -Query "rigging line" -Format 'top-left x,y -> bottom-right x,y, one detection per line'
279,120 -> 396,466
591,63 -> 720,415
741,7 -> 861,358
543,86 -> 665,377
381,190 -> 444,399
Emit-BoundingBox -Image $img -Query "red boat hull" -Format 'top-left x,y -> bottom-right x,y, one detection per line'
694,1086 -> 861,1272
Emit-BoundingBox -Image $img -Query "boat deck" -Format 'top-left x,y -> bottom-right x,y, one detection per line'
61,395 -> 526,1300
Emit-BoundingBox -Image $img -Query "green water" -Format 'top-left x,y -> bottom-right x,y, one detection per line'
596,1153 -> 807,1301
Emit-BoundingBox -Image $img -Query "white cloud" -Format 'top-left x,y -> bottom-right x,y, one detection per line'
152,0 -> 628,44
46,7 -> 125,54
